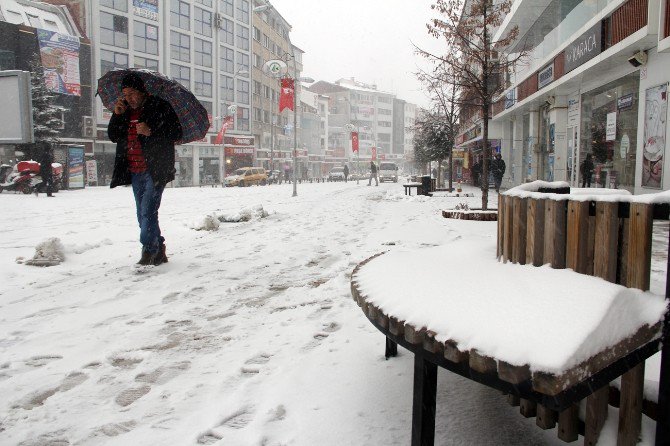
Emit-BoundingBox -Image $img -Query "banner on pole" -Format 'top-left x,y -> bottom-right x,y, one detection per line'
371,147 -> 377,160
36,29 -> 81,96
214,115 -> 234,145
351,131 -> 359,152
279,77 -> 294,112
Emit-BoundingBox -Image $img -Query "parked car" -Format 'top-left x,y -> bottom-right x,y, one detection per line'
224,167 -> 268,187
328,166 -> 346,181
378,162 -> 399,182
268,170 -> 282,183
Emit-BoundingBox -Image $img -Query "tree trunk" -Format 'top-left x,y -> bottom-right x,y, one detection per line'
482,105 -> 490,211
448,151 -> 453,191
437,159 -> 443,188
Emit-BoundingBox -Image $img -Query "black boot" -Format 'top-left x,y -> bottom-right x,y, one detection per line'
137,250 -> 153,265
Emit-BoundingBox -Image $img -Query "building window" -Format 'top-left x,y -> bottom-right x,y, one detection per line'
236,0 -> 249,24
194,7 -> 212,37
263,85 -> 271,99
195,0 -> 212,7
170,31 -> 190,62
100,12 -> 128,48
221,75 -> 234,102
253,80 -> 261,96
134,21 -> 158,55
100,0 -> 128,12
134,56 -> 158,70
200,100 -> 213,122
237,52 -> 249,77
236,26 -> 249,50
253,53 -> 262,68
220,46 -> 234,73
195,69 -> 213,97
237,79 -> 249,105
237,107 -> 250,131
254,107 -> 262,122
171,0 -> 190,31
262,34 -> 270,49
263,110 -> 269,124
253,26 -> 260,41
171,64 -> 190,89
220,0 -> 233,17
195,38 -> 212,67
220,18 -> 234,45
101,49 -> 128,76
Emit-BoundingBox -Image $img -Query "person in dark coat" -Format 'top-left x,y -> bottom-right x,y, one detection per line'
581,153 -> 594,188
491,153 -> 506,192
343,164 -> 349,182
38,142 -> 54,197
367,161 -> 378,186
108,73 -> 182,266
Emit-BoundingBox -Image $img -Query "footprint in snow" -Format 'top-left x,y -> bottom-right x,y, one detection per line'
12,372 -> 88,410
115,385 -> 151,407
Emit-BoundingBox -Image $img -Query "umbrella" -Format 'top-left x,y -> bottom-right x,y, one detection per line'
97,68 -> 209,145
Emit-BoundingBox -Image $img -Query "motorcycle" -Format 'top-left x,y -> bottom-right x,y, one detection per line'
0,161 -> 62,194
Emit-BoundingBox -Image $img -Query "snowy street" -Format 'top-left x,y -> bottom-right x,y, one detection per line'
0,181 -> 659,445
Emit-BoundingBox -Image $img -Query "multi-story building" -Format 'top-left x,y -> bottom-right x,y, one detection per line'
250,1 -> 304,174
492,0 -> 670,193
300,88 -> 329,178
0,0 -> 93,186
82,0 -> 254,186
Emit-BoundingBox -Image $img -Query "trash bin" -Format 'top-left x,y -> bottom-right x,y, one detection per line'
420,175 -> 432,195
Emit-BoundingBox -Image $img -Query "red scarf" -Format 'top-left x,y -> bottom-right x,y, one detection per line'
127,108 -> 147,173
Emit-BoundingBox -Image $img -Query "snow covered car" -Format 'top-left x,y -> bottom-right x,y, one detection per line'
378,162 -> 399,182
224,167 -> 268,187
328,167 -> 346,181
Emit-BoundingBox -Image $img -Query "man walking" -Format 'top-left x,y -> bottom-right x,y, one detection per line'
581,153 -> 594,188
343,164 -> 349,183
108,73 -> 182,266
38,142 -> 54,197
491,153 -> 506,192
367,161 -> 378,186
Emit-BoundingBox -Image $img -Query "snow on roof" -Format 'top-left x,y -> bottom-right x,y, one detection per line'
353,238 -> 666,374
504,180 -> 670,203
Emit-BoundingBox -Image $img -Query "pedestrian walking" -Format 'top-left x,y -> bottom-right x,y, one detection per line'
581,153 -> 594,188
491,153 -> 506,192
343,164 -> 349,182
367,161 -> 378,186
107,73 -> 182,266
38,142 -> 54,197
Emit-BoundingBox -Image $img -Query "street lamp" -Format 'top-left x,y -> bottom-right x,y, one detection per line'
254,3 -> 313,197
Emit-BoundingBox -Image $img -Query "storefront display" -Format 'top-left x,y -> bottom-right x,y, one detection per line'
642,83 -> 667,189
580,72 -> 639,190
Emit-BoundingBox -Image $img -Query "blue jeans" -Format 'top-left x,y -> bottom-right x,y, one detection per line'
131,172 -> 165,254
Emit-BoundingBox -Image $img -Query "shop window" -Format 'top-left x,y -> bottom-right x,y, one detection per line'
580,72 -> 639,190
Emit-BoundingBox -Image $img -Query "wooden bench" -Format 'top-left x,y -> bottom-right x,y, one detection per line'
351,188 -> 670,445
403,183 -> 424,196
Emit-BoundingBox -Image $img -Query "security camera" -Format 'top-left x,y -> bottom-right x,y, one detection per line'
628,51 -> 648,67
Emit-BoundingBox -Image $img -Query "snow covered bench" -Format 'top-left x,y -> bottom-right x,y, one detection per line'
351,181 -> 670,446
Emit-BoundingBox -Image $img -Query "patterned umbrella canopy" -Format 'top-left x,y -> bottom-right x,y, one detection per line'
97,68 -> 209,145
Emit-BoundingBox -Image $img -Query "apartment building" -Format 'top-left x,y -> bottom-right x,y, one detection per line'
492,0 -> 670,193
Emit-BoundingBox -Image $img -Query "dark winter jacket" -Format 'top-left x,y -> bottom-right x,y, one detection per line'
491,157 -> 506,179
370,162 -> 377,174
581,157 -> 594,178
108,96 -> 182,188
343,165 -> 349,176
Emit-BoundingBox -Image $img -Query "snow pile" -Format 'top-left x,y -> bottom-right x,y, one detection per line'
188,205 -> 269,230
17,237 -> 65,266
217,204 -> 269,222
354,238 -> 667,374
382,191 -> 431,202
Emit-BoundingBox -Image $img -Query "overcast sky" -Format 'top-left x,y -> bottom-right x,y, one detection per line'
267,0 -> 444,109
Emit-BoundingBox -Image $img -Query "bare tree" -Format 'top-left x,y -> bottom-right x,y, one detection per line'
419,0 -> 525,209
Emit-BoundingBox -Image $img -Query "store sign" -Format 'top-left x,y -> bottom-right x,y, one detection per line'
224,136 -> 254,146
504,89 -> 516,109
538,64 -> 554,89
133,0 -> 158,21
85,160 -> 98,184
606,112 -> 617,141
225,147 -> 255,155
567,95 -> 580,127
617,94 -> 634,110
565,23 -> 602,73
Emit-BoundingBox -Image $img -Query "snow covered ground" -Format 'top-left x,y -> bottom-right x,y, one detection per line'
0,181 -> 665,445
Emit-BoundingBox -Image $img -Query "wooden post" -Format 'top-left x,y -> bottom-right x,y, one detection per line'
507,394 -> 520,406
385,337 -> 397,359
594,202 -> 619,283
544,199 -> 567,269
497,195 -> 505,259
558,403 -> 579,442
503,195 -> 514,263
566,200 -> 591,274
584,386 -> 609,446
617,363 -> 645,446
625,203 -> 653,290
520,399 -> 537,418
536,405 -> 557,430
411,354 -> 437,446
654,217 -> 670,446
512,197 -> 527,264
526,199 -> 545,267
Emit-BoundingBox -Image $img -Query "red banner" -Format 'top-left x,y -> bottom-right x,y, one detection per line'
371,147 -> 377,160
351,131 -> 359,152
279,77 -> 295,112
214,116 -> 234,145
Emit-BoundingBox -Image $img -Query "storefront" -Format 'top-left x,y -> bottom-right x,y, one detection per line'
197,145 -> 222,185
580,72 -> 640,191
224,136 -> 255,174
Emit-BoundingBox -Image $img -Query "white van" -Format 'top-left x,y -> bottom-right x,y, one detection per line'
378,162 -> 399,183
